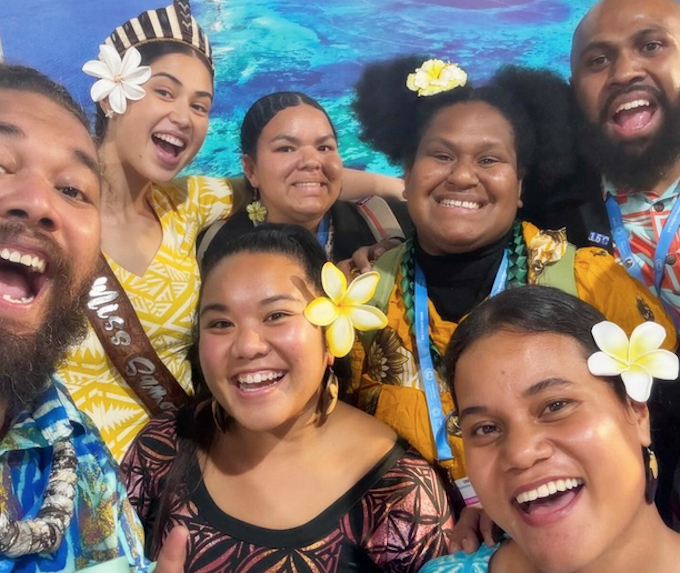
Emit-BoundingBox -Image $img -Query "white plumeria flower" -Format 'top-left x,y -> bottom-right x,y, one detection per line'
304,262 -> 388,358
587,321 -> 679,402
82,44 -> 152,115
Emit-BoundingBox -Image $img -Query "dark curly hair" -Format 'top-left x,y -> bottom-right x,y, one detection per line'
354,56 -> 532,172
489,65 -> 597,227
353,57 -> 589,225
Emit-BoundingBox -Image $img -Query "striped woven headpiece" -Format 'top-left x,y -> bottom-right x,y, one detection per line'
104,0 -> 212,69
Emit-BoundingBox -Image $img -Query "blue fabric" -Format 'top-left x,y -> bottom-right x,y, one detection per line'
419,544 -> 499,572
0,377 -> 149,572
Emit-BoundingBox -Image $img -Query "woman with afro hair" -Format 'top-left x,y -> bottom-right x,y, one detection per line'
348,56 -> 676,513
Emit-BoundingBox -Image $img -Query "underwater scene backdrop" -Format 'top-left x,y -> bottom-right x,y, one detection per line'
0,0 -> 595,177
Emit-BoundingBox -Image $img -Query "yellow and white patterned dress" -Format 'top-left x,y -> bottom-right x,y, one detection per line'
59,175 -> 233,461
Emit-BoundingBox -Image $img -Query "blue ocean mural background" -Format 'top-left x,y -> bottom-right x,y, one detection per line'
0,0 -> 595,177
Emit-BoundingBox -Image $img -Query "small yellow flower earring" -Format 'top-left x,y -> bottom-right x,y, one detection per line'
246,189 -> 267,225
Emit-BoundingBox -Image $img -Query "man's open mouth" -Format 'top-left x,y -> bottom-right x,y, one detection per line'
0,248 -> 48,304
610,98 -> 658,135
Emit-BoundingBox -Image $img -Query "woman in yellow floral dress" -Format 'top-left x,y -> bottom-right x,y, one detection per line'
349,56 -> 677,510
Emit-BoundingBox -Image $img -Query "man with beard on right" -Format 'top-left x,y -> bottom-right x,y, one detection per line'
571,0 -> 680,323
0,63 -> 188,572
569,0 -> 680,528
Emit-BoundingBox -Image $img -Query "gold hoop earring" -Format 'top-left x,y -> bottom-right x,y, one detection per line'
317,367 -> 339,424
211,397 -> 229,434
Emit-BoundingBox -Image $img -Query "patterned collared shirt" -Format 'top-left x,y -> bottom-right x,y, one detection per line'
605,178 -> 680,325
0,376 -> 149,572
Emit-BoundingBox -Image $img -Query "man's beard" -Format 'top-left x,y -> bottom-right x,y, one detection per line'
576,87 -> 680,190
0,225 -> 94,419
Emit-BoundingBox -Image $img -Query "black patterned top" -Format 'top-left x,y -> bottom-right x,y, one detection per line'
121,413 -> 453,572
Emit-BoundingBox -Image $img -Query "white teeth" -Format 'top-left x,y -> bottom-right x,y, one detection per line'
1,293 -> 35,304
154,133 -> 185,148
33,256 -> 46,273
616,99 -> 650,114
294,182 -> 324,188
439,198 -> 482,210
0,248 -> 46,273
236,371 -> 285,385
515,478 -> 583,505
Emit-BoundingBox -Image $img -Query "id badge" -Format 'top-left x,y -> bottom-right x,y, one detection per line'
455,475 -> 479,506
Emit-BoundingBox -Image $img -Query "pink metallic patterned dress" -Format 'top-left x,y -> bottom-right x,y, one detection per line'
121,412 -> 454,572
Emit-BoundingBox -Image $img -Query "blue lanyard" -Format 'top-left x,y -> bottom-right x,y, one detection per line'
605,195 -> 645,284
316,213 -> 330,249
413,249 -> 508,462
605,194 -> 680,329
605,194 -> 680,293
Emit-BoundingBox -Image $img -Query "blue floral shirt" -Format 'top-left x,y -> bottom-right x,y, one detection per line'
419,544 -> 498,572
0,377 -> 149,572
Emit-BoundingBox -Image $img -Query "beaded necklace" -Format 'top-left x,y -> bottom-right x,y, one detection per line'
400,220 -> 527,368
0,439 -> 78,558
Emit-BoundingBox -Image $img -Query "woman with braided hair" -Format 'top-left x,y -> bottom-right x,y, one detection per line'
349,56 -> 677,512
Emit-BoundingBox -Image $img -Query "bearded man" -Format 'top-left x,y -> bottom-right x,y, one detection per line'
571,0 -> 680,321
0,63 -> 188,573
569,0 -> 680,527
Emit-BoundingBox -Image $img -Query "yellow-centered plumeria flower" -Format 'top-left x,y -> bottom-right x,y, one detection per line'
406,59 -> 468,97
82,44 -> 152,115
246,200 -> 268,224
587,321 -> 679,402
305,262 -> 388,357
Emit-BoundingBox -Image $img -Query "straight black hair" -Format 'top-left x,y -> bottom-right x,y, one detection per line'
444,285 -> 628,404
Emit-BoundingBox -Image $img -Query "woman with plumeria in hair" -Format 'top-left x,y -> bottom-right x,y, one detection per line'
121,224 -> 453,572
349,56 -> 677,513
64,1 -> 404,461
421,286 -> 680,572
